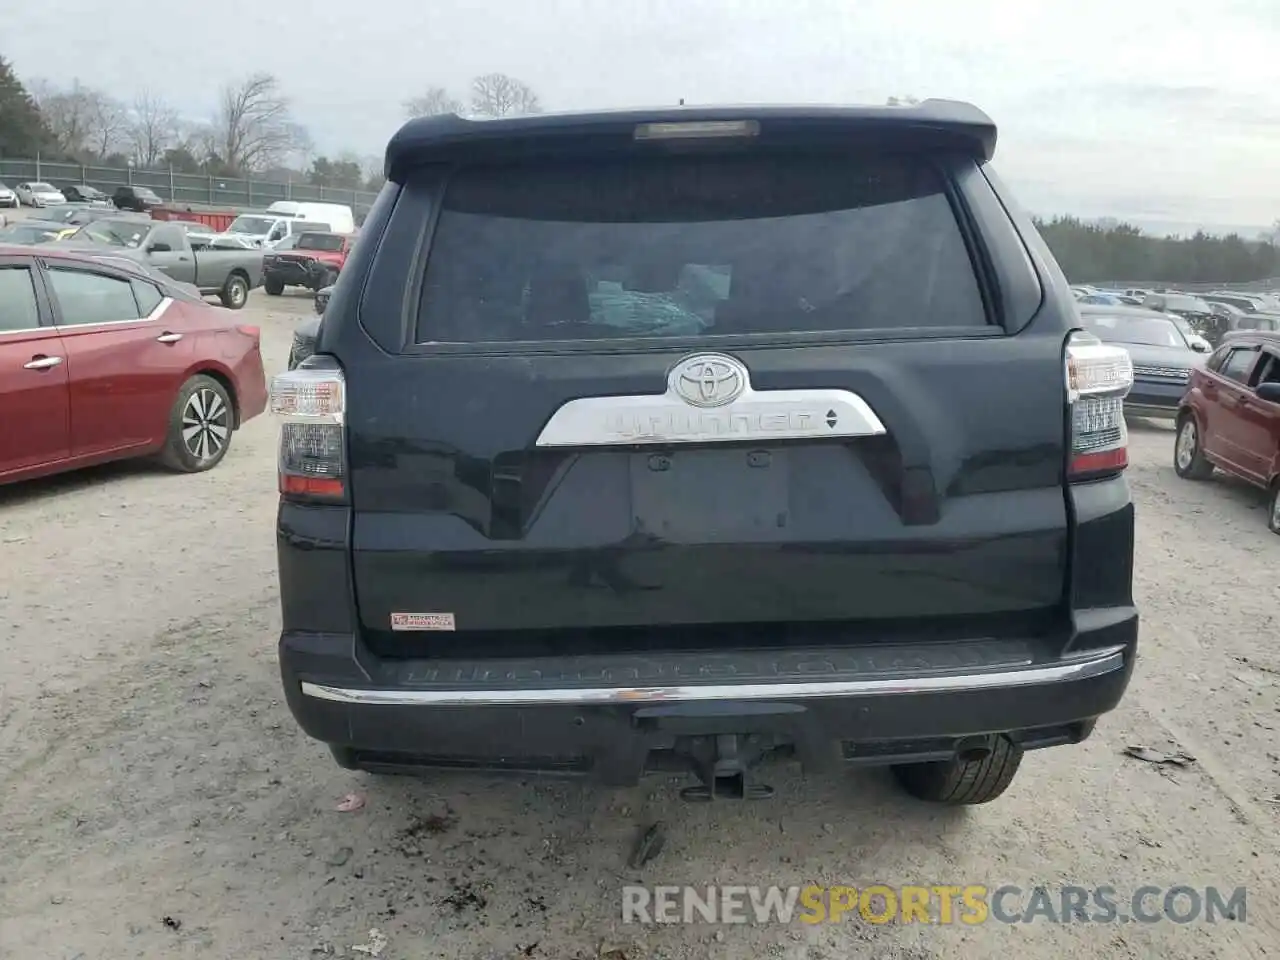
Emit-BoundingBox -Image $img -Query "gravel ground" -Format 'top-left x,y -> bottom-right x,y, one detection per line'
1,296 -> 1278,960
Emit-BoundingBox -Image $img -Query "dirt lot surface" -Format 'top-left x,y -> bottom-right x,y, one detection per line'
1,294 -> 1278,959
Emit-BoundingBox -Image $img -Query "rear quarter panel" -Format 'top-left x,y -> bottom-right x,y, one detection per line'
193,249 -> 265,290
182,308 -> 268,426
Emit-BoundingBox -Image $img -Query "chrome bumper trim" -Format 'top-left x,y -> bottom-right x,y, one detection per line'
299,645 -> 1127,707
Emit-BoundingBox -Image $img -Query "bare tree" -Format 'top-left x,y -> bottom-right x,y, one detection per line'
30,78 -> 97,157
89,94 -> 127,158
404,86 -> 463,119
213,73 -> 304,173
470,73 -> 542,118
128,90 -> 179,167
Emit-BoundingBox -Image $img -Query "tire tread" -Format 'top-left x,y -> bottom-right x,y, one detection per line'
892,736 -> 1023,805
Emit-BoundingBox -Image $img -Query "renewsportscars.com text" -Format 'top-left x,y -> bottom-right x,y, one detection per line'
622,884 -> 1247,925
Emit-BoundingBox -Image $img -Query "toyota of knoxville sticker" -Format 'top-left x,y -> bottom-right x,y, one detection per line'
390,612 -> 456,632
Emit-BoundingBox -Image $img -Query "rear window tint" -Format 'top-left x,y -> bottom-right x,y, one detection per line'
415,153 -> 987,343
298,233 -> 344,251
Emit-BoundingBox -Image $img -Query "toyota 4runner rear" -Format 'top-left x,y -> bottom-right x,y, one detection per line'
270,102 -> 1139,805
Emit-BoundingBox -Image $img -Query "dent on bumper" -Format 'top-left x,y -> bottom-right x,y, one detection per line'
300,644 -> 1127,707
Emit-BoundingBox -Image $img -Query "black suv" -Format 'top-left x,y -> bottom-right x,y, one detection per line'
112,185 -> 163,211
270,103 -> 1139,805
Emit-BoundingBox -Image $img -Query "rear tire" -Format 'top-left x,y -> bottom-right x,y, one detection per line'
1267,482 -> 1280,535
264,275 -> 284,296
891,736 -> 1023,804
1174,413 -> 1214,480
220,273 -> 249,309
158,375 -> 234,473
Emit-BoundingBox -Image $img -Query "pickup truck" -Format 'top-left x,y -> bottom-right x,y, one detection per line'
57,217 -> 264,309
264,231 -> 354,295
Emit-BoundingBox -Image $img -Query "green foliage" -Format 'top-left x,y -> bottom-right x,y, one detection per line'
0,55 -> 51,157
308,156 -> 363,190
162,145 -> 202,174
1036,216 -> 1279,284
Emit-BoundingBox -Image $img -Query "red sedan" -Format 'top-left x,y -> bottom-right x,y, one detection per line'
0,245 -> 267,486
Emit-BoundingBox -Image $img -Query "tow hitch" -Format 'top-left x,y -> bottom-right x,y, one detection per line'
679,733 -> 775,802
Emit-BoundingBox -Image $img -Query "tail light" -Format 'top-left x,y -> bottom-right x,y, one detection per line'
269,360 -> 346,501
235,324 -> 260,340
1065,331 -> 1133,480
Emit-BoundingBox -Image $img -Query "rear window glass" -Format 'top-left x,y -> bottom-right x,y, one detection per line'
297,233 -> 344,251
415,153 -> 987,343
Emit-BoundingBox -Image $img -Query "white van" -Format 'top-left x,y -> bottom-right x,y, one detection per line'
211,215 -> 331,249
265,201 -> 355,235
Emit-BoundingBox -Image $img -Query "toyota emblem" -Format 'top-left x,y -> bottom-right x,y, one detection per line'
670,354 -> 748,408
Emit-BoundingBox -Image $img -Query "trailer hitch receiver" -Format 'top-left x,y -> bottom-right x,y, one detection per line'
679,733 -> 775,802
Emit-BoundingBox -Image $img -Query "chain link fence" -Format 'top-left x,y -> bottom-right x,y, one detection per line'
0,156 -> 378,215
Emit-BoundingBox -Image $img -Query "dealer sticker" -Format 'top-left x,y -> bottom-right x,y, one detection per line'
390,612 -> 456,632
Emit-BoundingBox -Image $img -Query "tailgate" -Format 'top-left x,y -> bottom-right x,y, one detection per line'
341,147 -> 1067,651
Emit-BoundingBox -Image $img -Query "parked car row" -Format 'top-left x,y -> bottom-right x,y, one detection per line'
0,244 -> 267,487
0,179 -> 163,210
1078,288 -> 1280,533
6,189 -> 357,314
1071,284 -> 1280,348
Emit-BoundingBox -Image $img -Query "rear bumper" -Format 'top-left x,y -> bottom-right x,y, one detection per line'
279,622 -> 1137,780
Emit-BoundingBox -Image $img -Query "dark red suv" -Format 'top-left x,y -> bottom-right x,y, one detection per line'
1175,330 -> 1280,532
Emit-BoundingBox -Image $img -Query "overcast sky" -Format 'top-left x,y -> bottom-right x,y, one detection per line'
6,0 -> 1280,235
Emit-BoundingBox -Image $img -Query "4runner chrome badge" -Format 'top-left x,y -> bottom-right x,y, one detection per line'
535,353 -> 887,447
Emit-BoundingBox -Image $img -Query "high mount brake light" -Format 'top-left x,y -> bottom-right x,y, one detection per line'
1065,331 -> 1133,480
633,120 -> 761,141
269,364 -> 346,501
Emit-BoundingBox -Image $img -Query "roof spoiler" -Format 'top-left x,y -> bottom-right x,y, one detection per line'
384,100 -> 997,180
